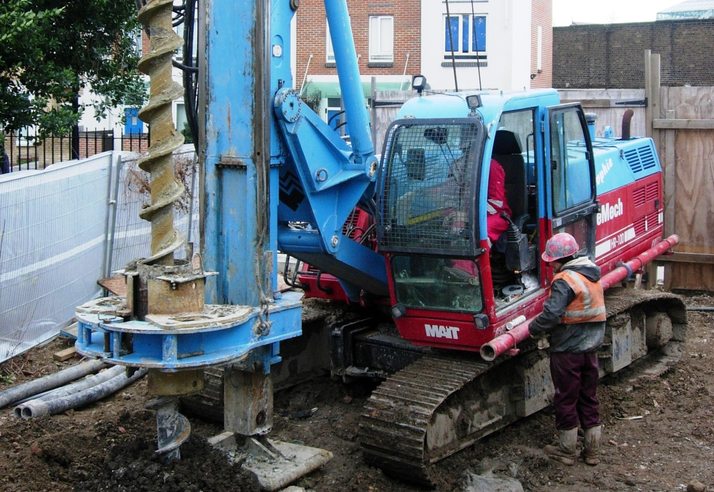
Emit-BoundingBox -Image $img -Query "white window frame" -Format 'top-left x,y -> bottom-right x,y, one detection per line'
326,20 -> 335,63
369,15 -> 394,63
443,13 -> 487,60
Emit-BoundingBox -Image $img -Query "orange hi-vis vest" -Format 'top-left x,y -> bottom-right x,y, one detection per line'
553,269 -> 606,324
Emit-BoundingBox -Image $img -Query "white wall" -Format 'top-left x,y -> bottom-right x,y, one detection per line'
420,0 -> 532,91
78,82 -> 125,133
0,147 -> 198,363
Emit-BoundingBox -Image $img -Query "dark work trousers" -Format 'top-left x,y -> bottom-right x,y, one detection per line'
550,351 -> 600,430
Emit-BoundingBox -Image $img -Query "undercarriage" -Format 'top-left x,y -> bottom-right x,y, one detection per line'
183,289 -> 687,487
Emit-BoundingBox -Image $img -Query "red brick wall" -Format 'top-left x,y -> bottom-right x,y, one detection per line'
295,0 -> 421,82
530,0 -> 553,89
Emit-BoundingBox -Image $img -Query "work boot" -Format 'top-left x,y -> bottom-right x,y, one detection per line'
544,428 -> 578,465
581,425 -> 602,466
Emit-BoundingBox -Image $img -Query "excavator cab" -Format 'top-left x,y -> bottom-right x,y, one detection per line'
374,95 -> 599,349
378,119 -> 486,315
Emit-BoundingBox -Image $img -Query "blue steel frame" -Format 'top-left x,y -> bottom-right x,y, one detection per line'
273,0 -> 387,299
77,0 -> 389,370
75,291 -> 303,371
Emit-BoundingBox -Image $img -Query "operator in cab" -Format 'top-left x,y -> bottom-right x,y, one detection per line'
486,158 -> 510,249
450,157 -> 511,277
528,233 -> 605,467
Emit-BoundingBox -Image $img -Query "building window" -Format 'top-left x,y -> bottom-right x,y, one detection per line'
369,15 -> 394,63
175,103 -> 187,135
444,14 -> 486,60
326,20 -> 335,64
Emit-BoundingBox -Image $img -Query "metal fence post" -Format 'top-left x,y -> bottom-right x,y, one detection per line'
104,154 -> 124,278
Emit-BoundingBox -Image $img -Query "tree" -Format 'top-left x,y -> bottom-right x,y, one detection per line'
0,0 -> 145,136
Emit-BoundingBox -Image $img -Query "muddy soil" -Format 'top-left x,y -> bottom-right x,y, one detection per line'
0,292 -> 712,491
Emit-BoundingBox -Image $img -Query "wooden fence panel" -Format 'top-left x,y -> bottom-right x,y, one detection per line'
657,86 -> 714,291
372,84 -> 714,291
372,90 -> 412,154
558,88 -> 647,137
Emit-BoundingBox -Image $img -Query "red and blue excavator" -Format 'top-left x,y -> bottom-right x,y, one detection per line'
75,0 -> 686,487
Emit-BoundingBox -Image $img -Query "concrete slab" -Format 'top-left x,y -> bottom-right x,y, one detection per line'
208,433 -> 333,491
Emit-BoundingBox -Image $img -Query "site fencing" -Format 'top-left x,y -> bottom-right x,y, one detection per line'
0,146 -> 198,363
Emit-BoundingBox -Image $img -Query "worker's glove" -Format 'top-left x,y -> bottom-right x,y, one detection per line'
536,337 -> 550,350
528,328 -> 550,350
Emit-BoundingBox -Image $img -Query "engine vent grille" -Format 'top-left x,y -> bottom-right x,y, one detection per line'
624,145 -> 657,175
646,181 -> 659,202
633,187 -> 646,207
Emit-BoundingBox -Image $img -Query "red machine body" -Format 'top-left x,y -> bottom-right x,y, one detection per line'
297,91 -> 671,358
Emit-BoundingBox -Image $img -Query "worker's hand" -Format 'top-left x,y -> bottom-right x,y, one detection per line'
529,328 -> 550,350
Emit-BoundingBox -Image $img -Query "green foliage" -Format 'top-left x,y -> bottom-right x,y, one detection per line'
301,85 -> 323,114
0,371 -> 15,385
181,122 -> 193,144
0,0 -> 146,135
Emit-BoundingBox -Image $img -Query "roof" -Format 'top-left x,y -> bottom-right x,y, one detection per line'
396,89 -> 560,123
657,0 -> 714,19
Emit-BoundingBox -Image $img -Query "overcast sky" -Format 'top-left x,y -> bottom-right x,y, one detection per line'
553,0 -> 680,26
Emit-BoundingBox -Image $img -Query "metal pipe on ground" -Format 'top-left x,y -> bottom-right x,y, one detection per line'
17,368 -> 147,419
480,235 -> 680,361
0,359 -> 107,409
12,365 -> 125,416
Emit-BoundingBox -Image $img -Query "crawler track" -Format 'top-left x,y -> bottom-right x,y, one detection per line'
360,355 -> 494,484
359,289 -> 687,487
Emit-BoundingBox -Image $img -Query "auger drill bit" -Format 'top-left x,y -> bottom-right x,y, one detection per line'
136,0 -> 190,462
137,0 -> 185,266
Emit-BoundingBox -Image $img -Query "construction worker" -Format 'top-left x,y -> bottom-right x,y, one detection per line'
485,158 -> 511,247
528,232 -> 606,466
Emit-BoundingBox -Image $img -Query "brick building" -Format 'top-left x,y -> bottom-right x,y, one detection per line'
530,0 -> 553,88
295,0 -> 420,83
294,0 -> 420,127
553,19 -> 714,88
296,1 -> 552,116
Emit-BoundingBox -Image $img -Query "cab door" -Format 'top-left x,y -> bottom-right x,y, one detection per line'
544,104 -> 598,260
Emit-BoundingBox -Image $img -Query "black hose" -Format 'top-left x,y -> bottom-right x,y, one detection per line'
686,306 -> 714,312
0,359 -> 107,410
18,368 -> 147,419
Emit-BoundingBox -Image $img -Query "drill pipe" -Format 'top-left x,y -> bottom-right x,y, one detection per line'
600,234 -> 679,290
137,0 -> 185,265
480,234 -> 680,361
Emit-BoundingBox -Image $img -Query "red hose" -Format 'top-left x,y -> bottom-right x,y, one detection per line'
480,320 -> 532,361
600,234 -> 679,290
480,234 -> 679,361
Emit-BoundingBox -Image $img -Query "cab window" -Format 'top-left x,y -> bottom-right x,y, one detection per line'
550,109 -> 593,214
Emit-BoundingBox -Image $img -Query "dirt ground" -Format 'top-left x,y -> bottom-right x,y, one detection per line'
0,291 -> 712,492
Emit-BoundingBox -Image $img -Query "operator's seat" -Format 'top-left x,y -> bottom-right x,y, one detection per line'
493,130 -> 528,228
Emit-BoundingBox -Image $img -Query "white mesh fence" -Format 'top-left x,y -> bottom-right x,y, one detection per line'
108,147 -> 199,273
0,147 -> 198,363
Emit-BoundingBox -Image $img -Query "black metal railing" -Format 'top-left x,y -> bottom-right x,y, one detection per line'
1,128 -> 152,174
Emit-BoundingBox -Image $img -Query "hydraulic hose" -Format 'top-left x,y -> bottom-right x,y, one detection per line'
17,368 -> 147,419
480,235 -> 680,361
0,359 -> 107,410
12,365 -> 125,417
600,234 -> 679,290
